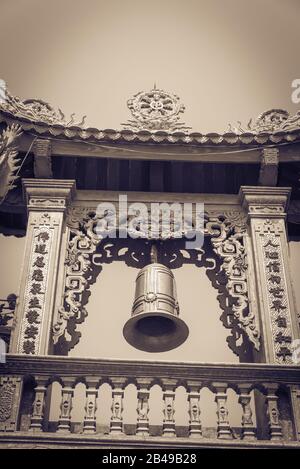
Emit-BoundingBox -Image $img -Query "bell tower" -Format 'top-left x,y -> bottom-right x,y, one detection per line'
0,85 -> 300,447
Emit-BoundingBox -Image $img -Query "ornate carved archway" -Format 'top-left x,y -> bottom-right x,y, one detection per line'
52,208 -> 260,357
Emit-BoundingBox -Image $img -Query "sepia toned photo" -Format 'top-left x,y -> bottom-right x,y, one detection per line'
0,0 -> 300,458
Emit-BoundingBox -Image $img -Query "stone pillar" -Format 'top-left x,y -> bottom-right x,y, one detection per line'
213,382 -> 232,439
11,179 -> 75,355
162,379 -> 176,437
29,377 -> 48,432
136,378 -> 152,436
264,383 -> 283,440
238,384 -> 256,440
240,186 -> 299,364
110,377 -> 126,435
187,380 -> 202,438
57,377 -> 75,433
83,377 -> 99,434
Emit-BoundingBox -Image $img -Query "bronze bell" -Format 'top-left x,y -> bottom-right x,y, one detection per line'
123,245 -> 189,352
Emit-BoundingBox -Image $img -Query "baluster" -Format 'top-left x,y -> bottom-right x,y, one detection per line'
136,378 -> 152,436
29,377 -> 48,432
187,380 -> 202,438
110,377 -> 126,434
213,382 -> 232,439
264,383 -> 282,440
83,377 -> 100,434
162,379 -> 177,437
57,377 -> 75,433
238,384 -> 256,440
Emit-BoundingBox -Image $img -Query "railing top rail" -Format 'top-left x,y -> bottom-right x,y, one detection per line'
1,354 -> 300,385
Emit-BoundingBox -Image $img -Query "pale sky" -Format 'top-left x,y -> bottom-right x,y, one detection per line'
0,0 -> 300,132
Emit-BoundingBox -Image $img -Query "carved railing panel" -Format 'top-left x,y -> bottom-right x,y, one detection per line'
1,355 -> 300,443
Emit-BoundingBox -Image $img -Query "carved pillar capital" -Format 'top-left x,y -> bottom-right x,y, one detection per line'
110,377 -> 127,389
239,186 -> 290,219
161,378 -> 177,392
23,178 -> 76,213
85,377 -> 101,389
186,380 -> 202,393
136,378 -> 153,390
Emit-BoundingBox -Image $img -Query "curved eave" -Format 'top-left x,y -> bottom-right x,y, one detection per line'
1,110 -> 300,147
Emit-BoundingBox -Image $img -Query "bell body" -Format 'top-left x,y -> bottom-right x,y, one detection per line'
123,263 -> 189,352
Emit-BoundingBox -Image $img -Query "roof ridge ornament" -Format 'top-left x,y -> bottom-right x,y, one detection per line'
0,123 -> 23,204
228,109 -> 300,134
0,80 -> 86,128
122,85 -> 191,132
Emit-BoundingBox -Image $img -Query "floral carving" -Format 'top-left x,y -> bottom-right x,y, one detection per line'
210,231 -> 260,350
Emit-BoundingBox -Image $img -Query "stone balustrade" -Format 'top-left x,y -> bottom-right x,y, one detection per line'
0,354 -> 300,447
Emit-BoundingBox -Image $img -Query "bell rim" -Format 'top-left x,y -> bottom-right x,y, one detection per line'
123,311 -> 189,353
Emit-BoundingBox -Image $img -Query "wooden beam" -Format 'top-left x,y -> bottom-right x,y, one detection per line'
33,139 -> 53,178
259,148 -> 279,186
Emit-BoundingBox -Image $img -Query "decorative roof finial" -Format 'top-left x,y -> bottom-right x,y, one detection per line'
0,79 -> 86,128
122,85 -> 191,132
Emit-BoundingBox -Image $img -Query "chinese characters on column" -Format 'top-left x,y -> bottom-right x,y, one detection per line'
262,236 -> 293,363
18,226 -> 52,354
